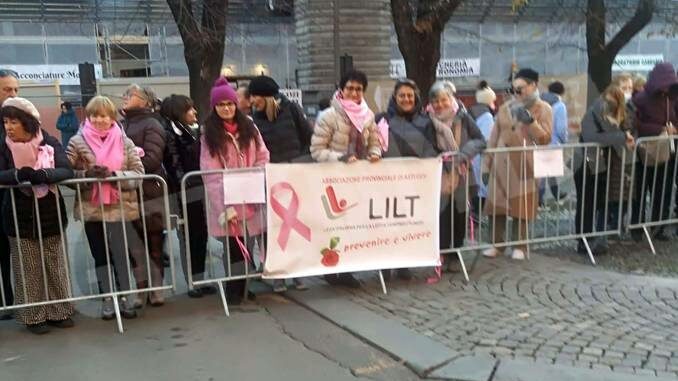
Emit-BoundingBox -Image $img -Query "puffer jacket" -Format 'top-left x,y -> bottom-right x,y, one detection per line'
377,96 -> 439,159
252,94 -> 312,163
310,95 -> 382,162
0,132 -> 72,239
120,108 -> 167,199
66,129 -> 144,222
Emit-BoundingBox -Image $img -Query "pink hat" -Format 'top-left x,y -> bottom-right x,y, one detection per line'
210,77 -> 238,109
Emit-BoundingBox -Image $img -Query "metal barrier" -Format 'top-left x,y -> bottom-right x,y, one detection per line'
1,141 -> 672,329
446,142 -> 628,268
626,135 -> 678,254
180,167 -> 266,316
0,174 -> 175,333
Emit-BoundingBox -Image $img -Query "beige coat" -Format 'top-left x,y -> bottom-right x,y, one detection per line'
310,97 -> 382,162
66,132 -> 145,222
484,98 -> 553,220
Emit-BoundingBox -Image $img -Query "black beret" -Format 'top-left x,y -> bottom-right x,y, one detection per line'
248,76 -> 280,97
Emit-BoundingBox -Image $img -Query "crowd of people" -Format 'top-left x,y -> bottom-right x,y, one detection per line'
0,61 -> 677,334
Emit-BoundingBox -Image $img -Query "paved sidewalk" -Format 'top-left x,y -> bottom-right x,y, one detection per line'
328,253 -> 678,379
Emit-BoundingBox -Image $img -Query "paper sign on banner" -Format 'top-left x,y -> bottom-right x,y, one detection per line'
533,149 -> 565,178
264,159 -> 442,279
223,171 -> 266,204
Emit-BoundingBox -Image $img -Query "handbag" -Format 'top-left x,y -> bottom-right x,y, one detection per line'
441,121 -> 464,195
639,97 -> 674,165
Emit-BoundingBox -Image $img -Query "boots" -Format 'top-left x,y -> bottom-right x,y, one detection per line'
148,260 -> 165,307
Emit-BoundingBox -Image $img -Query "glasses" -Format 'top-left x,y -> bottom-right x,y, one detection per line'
215,102 -> 236,108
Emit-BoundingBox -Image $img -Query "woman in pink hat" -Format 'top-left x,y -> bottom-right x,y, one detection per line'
200,77 -> 270,305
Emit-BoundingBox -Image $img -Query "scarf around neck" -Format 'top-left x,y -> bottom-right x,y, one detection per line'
82,120 -> 125,205
336,91 -> 373,133
429,100 -> 461,152
5,129 -> 54,198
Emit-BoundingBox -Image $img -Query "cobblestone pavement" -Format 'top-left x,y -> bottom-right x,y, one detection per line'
344,254 -> 678,379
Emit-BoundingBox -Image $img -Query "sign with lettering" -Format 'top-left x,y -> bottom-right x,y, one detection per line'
264,159 -> 442,278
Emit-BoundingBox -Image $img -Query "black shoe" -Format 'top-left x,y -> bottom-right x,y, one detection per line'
324,274 -> 341,286
0,311 -> 13,321
228,294 -> 243,306
199,285 -> 217,295
26,322 -> 50,335
188,288 -> 204,298
337,273 -> 361,289
396,268 -> 413,281
654,230 -> 670,241
631,229 -> 644,243
47,318 -> 74,329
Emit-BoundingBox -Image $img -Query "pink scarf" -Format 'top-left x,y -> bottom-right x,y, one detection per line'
5,130 -> 54,198
82,120 -> 125,205
336,91 -> 373,133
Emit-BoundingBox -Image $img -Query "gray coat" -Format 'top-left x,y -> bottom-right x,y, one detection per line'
576,98 -> 631,201
431,107 -> 487,212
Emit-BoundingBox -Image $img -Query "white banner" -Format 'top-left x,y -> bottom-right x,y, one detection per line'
390,58 -> 481,79
613,55 -> 663,72
533,149 -> 565,179
280,89 -> 302,107
2,64 -> 103,85
264,159 -> 442,279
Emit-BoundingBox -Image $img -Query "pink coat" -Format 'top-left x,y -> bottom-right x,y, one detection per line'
200,129 -> 270,238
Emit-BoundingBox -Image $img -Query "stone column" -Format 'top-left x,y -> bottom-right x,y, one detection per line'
295,0 -> 392,95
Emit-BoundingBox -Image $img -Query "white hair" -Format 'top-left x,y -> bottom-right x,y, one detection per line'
428,80 -> 456,101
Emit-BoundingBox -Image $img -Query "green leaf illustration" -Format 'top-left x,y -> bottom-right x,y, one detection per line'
330,237 -> 340,249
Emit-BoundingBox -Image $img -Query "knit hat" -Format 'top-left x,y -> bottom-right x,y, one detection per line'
475,80 -> 496,105
2,97 -> 41,122
210,77 -> 238,109
515,68 -> 539,83
248,76 -> 280,97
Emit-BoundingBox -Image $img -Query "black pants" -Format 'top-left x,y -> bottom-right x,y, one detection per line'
218,236 -> 254,302
439,201 -> 467,250
631,160 -> 674,227
176,197 -> 208,284
574,167 -> 608,235
131,219 -> 164,288
84,221 -> 139,294
0,203 -> 13,307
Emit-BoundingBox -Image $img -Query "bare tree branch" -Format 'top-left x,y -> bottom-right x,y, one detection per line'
606,0 -> 654,56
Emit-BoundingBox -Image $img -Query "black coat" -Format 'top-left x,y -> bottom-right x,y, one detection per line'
0,132 -> 72,239
251,95 -> 312,163
121,108 -> 167,199
161,119 -> 201,194
377,97 -> 439,159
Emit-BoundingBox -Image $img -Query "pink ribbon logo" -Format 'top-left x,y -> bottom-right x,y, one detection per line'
270,182 -> 312,250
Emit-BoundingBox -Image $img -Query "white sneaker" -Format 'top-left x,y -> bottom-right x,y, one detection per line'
511,249 -> 526,260
482,247 -> 500,258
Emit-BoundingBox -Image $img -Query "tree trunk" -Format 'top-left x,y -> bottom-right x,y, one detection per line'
168,0 -> 227,121
586,0 -> 655,107
400,30 -> 442,104
391,0 -> 462,104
